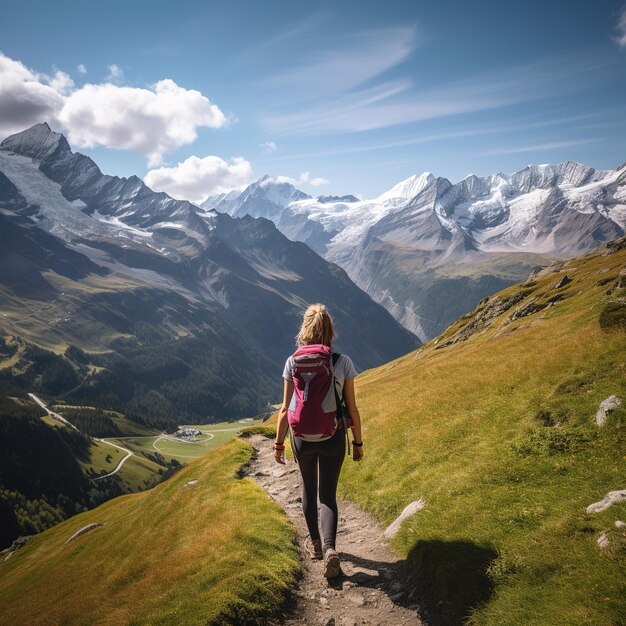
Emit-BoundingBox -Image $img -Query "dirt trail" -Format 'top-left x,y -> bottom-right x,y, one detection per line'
28,392 -> 135,481
247,435 -> 425,626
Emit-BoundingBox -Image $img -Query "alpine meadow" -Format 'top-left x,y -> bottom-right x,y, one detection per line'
1,1 -> 625,625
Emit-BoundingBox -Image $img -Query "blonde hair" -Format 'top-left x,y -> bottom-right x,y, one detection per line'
296,303 -> 336,347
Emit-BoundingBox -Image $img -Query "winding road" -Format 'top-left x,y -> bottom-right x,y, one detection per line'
28,393 -> 79,431
91,438 -> 134,481
29,393 -> 134,481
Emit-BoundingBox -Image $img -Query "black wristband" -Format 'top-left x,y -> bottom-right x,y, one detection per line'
352,441 -> 363,447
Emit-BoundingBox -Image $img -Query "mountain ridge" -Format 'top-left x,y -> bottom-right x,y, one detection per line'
207,160 -> 624,338
0,123 -> 418,421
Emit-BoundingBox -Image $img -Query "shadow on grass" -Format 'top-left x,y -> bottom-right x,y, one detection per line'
407,539 -> 498,625
327,540 -> 497,626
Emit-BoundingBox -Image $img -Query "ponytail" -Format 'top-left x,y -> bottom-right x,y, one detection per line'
295,303 -> 336,347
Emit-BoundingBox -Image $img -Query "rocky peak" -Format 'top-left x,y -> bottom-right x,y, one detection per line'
377,172 -> 436,203
509,161 -> 605,193
256,176 -> 310,200
0,122 -> 71,161
230,176 -> 311,219
458,173 -> 490,198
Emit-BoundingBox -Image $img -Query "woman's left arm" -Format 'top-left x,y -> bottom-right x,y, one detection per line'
343,377 -> 364,461
275,378 -> 294,464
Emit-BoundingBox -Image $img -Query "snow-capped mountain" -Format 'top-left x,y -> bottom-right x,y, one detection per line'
0,124 -> 417,419
210,162 -> 625,339
203,175 -> 311,219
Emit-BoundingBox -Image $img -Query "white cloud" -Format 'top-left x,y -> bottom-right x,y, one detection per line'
259,140 -> 277,153
272,171 -> 329,187
616,7 -> 626,47
105,63 -> 124,83
0,53 -> 65,136
77,63 -> 87,74
144,154 -> 254,204
59,79 -> 227,166
48,70 -> 74,95
308,175 -> 329,186
0,52 -> 228,166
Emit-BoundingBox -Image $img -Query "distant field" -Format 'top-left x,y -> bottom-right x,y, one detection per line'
80,439 -> 125,477
111,451 -> 168,492
39,414 -> 63,429
37,400 -> 262,490
112,419 -> 263,463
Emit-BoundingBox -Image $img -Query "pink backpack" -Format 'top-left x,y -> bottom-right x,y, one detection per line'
287,344 -> 339,437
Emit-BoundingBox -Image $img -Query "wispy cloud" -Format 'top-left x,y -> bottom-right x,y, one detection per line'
271,171 -> 329,187
259,111 -> 605,162
105,63 -> 124,83
265,27 -> 417,97
262,77 -> 521,135
259,140 -> 277,153
260,39 -> 617,137
77,63 -> 87,75
615,6 -> 626,48
236,13 -> 331,63
479,138 -> 604,156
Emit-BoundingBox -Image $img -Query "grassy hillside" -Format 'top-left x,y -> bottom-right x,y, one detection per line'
0,387 -> 261,549
340,237 -> 626,625
0,439 -> 299,626
0,390 -> 181,548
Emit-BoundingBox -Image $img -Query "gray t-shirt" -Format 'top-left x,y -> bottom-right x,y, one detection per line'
282,352 -> 358,413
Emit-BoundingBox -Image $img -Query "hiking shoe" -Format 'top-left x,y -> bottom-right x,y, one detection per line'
304,536 -> 323,560
323,548 -> 341,578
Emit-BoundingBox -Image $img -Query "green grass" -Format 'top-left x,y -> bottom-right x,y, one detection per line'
80,438 -> 125,475
101,445 -> 169,493
0,439 -> 299,626
339,240 -> 626,625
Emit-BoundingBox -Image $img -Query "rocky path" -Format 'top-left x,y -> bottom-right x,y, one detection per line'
247,435 -> 424,626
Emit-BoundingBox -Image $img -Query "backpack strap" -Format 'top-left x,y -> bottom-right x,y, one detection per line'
331,352 -> 351,457
331,352 -> 342,404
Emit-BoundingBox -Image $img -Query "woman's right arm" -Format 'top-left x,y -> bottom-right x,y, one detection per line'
275,378 -> 293,464
343,377 -> 364,461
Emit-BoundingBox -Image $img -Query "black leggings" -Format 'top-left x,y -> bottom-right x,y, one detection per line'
292,427 -> 345,551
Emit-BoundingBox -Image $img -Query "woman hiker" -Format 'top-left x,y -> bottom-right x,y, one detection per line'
274,303 -> 364,578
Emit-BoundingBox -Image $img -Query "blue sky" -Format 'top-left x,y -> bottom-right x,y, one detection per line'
1,0 -> 625,200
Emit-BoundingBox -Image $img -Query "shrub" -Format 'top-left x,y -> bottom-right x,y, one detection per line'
512,427 -> 591,456
599,302 -> 626,331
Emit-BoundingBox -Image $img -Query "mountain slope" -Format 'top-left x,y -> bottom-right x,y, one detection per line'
339,236 -> 626,624
2,238 -> 623,626
0,124 -> 418,421
0,381 -> 178,549
0,439 -> 299,626
213,164 -> 625,339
